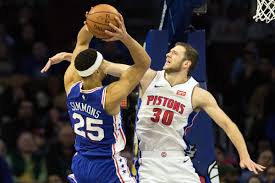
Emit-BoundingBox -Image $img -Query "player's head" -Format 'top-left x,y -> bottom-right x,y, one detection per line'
74,48 -> 105,81
163,42 -> 198,74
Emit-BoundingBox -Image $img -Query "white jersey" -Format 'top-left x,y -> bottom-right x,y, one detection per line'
136,70 -> 198,151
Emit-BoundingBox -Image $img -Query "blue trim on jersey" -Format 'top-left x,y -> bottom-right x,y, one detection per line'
135,157 -> 140,183
134,98 -> 142,182
134,98 -> 142,129
183,111 -> 197,151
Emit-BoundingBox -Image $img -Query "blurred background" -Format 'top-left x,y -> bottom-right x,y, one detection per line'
0,0 -> 275,183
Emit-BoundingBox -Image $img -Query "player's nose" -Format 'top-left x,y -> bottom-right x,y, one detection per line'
166,52 -> 171,57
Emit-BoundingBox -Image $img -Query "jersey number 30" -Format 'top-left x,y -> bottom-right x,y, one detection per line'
151,108 -> 174,126
73,113 -> 104,141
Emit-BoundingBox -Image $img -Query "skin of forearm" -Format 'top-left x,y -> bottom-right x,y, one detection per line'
77,26 -> 93,46
103,61 -> 129,77
64,53 -> 73,62
224,122 -> 250,160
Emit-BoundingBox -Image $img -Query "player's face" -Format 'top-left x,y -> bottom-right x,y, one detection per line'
163,45 -> 186,72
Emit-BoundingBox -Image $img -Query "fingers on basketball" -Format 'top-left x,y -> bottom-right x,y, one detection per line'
114,17 -> 122,29
104,29 -> 116,37
108,23 -> 119,32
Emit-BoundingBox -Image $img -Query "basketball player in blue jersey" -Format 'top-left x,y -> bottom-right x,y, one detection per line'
41,14 -> 150,183
44,41 -> 265,182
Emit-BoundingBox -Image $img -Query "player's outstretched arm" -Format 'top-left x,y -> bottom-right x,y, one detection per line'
102,14 -> 151,115
42,52 -> 155,92
192,87 -> 266,174
63,25 -> 93,93
41,52 -> 73,73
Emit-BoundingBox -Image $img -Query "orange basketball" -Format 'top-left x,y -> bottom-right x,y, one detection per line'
86,4 -> 119,39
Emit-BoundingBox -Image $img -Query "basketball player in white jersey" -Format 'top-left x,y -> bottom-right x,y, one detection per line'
44,42 -> 265,182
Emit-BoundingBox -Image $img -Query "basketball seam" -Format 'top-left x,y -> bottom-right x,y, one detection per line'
88,12 -> 119,16
86,18 -> 116,27
86,22 -> 110,39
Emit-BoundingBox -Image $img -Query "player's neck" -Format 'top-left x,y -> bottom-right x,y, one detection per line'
164,71 -> 188,87
82,80 -> 102,90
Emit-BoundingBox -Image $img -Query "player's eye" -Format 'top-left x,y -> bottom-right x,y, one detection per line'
172,50 -> 177,55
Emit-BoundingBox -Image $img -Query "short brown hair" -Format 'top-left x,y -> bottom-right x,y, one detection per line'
175,42 -> 199,71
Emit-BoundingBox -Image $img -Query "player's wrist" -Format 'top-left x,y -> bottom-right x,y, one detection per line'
120,33 -> 132,45
64,53 -> 73,62
239,152 -> 250,161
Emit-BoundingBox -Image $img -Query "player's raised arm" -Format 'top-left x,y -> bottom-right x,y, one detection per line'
102,14 -> 151,115
64,24 -> 93,93
193,87 -> 266,174
42,52 -> 156,91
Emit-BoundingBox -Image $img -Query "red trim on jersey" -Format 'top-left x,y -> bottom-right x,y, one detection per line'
112,117 -> 118,155
113,116 -> 119,139
113,157 -> 125,183
80,82 -> 102,93
112,144 -> 116,156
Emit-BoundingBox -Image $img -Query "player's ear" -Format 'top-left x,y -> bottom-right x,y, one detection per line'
183,60 -> 192,68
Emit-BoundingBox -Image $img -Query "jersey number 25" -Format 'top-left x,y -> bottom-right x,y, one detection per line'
73,112 -> 104,141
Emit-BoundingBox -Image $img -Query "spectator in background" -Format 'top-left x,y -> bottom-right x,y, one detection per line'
0,139 -> 13,183
246,175 -> 263,183
0,24 -> 14,47
264,67 -> 275,152
47,175 -> 63,183
218,164 -> 240,183
17,6 -> 34,26
15,23 -> 36,59
209,2 -> 247,43
1,100 -> 40,150
230,41 -> 259,85
32,129 -> 47,156
46,124 -> 75,180
0,42 -> 14,76
43,107 -> 66,141
266,165 -> 275,183
247,22 -> 272,41
6,132 -> 47,183
18,41 -> 48,77
241,149 -> 274,182
215,145 -> 226,165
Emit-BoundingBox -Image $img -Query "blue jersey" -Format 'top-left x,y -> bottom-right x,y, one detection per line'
67,81 -> 126,157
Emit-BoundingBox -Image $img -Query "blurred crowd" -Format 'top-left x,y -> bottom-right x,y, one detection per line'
204,0 -> 275,183
0,0 -> 274,183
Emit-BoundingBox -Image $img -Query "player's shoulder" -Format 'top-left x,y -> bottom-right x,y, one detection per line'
193,86 -> 210,97
146,68 -> 158,79
192,86 -> 214,108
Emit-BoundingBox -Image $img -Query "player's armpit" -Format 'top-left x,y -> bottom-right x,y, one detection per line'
139,68 -> 157,94
101,60 -> 130,77
192,87 -> 230,129
102,60 -> 156,93
105,64 -> 149,115
64,64 -> 81,94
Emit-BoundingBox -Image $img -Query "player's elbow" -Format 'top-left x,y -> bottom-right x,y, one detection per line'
139,56 -> 151,70
145,57 -> 151,69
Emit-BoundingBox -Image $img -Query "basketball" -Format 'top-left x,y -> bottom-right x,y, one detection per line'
86,4 -> 120,39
